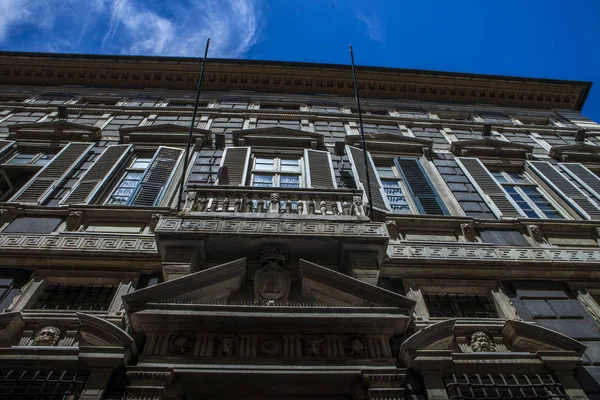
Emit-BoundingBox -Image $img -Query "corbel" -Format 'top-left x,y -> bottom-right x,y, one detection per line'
526,224 -> 545,246
65,211 -> 84,232
385,220 -> 398,240
460,222 -> 476,242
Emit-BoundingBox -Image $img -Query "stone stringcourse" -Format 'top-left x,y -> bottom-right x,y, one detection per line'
0,233 -> 158,253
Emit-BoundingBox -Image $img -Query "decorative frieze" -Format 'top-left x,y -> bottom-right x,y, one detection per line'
0,233 -> 158,254
389,242 -> 600,264
142,332 -> 391,360
157,218 -> 387,238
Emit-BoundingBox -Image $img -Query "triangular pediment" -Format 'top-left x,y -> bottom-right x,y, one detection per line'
119,123 -> 211,147
549,143 -> 600,163
232,126 -> 323,149
123,258 -> 247,309
299,259 -> 414,311
8,120 -> 101,142
345,133 -> 433,156
450,138 -> 533,159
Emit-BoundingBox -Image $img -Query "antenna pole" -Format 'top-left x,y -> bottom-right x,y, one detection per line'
177,38 -> 210,212
349,45 -> 374,220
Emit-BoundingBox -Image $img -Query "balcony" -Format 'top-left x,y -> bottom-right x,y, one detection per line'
183,185 -> 367,219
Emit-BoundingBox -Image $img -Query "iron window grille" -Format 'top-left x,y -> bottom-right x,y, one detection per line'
443,374 -> 569,400
0,370 -> 87,400
33,284 -> 116,311
424,293 -> 498,318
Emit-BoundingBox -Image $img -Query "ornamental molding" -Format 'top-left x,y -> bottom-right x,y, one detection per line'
156,217 -> 387,238
388,242 -> 600,266
0,233 -> 158,255
0,53 -> 589,110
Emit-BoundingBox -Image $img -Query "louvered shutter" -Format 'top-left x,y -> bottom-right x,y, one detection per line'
561,163 -> 600,202
304,149 -> 337,189
0,140 -> 16,159
130,146 -> 184,207
217,147 -> 251,186
62,144 -> 133,205
11,142 -> 93,204
456,157 -> 522,218
345,145 -> 391,212
527,161 -> 600,220
395,158 -> 448,215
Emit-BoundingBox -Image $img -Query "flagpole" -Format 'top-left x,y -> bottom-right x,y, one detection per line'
177,38 -> 210,212
349,45 -> 374,220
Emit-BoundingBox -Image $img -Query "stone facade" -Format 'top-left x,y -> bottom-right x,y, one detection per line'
0,52 -> 599,399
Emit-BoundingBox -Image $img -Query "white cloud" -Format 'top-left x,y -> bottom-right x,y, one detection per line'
102,0 -> 261,58
0,0 -> 31,42
357,14 -> 383,42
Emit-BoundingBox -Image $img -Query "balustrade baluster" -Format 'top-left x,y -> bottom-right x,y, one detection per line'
308,200 -> 315,214
286,199 -> 292,214
342,201 -> 351,215
222,197 -> 230,212
257,198 -> 265,213
210,195 -> 218,212
298,201 -> 304,215
320,201 -> 327,215
234,198 -> 241,212
198,197 -> 208,212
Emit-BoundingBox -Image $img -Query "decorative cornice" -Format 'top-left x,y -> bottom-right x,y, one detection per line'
0,52 -> 591,111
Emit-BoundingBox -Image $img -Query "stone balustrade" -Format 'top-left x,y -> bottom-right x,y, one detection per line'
184,185 -> 366,217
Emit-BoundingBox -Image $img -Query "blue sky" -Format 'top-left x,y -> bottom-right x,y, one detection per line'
0,0 -> 599,120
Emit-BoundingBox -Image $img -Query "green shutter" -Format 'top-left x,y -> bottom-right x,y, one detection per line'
217,147 -> 251,186
130,146 -> 184,207
395,158 -> 448,215
456,157 -> 522,218
304,149 -> 336,189
346,145 -> 391,212
527,161 -> 600,220
11,142 -> 93,204
62,144 -> 133,205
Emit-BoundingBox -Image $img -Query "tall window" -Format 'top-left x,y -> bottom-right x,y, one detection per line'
5,152 -> 54,166
0,370 -> 88,399
105,157 -> 151,205
424,293 -> 498,318
376,165 -> 410,213
491,170 -> 564,219
251,157 -> 302,188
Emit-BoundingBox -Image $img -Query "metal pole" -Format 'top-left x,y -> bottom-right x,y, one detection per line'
349,45 -> 374,220
177,38 -> 210,211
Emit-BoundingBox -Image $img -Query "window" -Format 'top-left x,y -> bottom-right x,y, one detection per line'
491,170 -> 564,219
250,157 -> 302,188
0,370 -> 88,400
81,97 -> 119,106
396,107 -> 429,119
424,293 -> 498,318
260,103 -> 300,111
256,119 -> 301,130
125,96 -> 160,107
310,104 -> 340,114
350,108 -> 388,116
106,157 -> 151,205
409,126 -> 449,149
219,100 -> 248,109
34,284 -> 116,311
5,152 -> 54,166
32,93 -> 74,105
376,165 -> 410,213
443,374 -> 569,400
362,124 -> 400,135
104,146 -> 183,207
168,99 -> 208,108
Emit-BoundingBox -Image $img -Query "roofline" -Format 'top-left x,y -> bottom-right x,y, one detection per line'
0,51 -> 592,111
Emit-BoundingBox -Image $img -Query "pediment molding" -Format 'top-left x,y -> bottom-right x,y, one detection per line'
119,123 -> 211,147
345,134 -> 433,157
232,126 -> 323,149
400,319 -> 585,373
450,138 -> 533,159
549,143 -> 600,163
7,120 -> 101,142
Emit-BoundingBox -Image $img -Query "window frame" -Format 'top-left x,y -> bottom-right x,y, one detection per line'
375,161 -> 416,214
490,169 -> 568,219
249,154 -> 305,188
104,155 -> 153,206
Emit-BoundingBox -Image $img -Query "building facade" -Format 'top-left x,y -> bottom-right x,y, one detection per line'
0,52 -> 600,399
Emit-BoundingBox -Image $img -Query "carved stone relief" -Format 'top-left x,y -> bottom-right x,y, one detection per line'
169,333 -> 195,355
469,331 -> 495,352
33,326 -> 61,346
254,247 -> 291,302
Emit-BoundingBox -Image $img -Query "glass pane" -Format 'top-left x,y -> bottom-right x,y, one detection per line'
252,175 -> 273,187
255,158 -> 274,171
131,158 -> 151,170
491,171 -> 507,183
114,188 -> 134,196
280,159 -> 300,172
33,154 -> 54,166
506,171 -> 529,184
124,172 -> 144,180
280,175 -> 300,188
7,153 -> 36,165
377,167 -> 397,178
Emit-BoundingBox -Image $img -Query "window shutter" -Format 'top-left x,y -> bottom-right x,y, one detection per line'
456,157 -> 522,218
304,149 -> 337,189
560,163 -> 600,202
10,142 -> 93,204
527,161 -> 600,220
217,147 -> 251,186
62,144 -> 133,205
345,145 -> 391,212
0,140 -> 16,159
395,158 -> 448,215
130,146 -> 184,207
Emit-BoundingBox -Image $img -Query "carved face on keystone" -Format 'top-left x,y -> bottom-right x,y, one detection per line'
470,331 -> 494,352
34,326 -> 61,346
